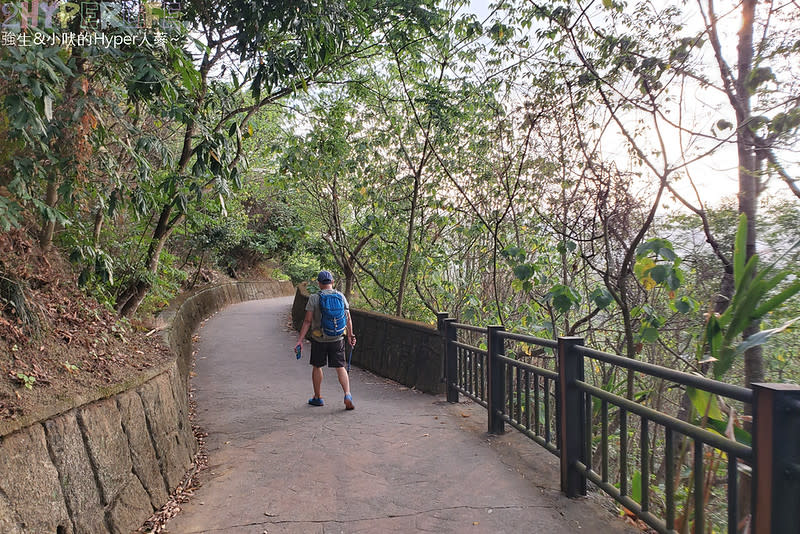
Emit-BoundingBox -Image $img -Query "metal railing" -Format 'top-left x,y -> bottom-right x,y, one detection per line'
436,314 -> 800,534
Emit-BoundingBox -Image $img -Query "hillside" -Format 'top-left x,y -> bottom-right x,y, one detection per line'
0,229 -> 171,430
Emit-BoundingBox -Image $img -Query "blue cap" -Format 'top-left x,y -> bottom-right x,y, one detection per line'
317,270 -> 334,283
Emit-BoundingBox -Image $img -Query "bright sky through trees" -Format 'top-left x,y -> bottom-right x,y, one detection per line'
461,0 -> 799,206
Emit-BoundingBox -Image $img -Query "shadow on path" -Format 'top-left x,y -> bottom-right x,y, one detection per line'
164,297 -> 637,534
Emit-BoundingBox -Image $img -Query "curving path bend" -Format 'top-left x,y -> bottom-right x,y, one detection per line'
164,297 -> 637,534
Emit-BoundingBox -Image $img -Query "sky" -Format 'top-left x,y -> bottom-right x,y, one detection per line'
458,0 -> 799,209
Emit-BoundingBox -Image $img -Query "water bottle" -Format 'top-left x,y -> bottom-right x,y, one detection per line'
295,344 -> 302,359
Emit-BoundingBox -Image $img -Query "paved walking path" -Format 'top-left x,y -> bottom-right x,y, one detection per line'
164,297 -> 636,534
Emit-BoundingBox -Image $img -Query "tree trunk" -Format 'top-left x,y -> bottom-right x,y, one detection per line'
115,49 -> 211,318
342,257 -> 354,300
342,233 -> 374,302
732,3 -> 759,528
116,204 -> 178,317
395,170 -> 421,317
734,0 -> 763,388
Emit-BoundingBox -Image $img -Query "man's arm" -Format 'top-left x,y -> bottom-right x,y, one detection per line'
296,310 -> 312,347
346,310 -> 356,347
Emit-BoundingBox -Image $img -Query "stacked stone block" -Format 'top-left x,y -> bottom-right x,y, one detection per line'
0,280 -> 293,533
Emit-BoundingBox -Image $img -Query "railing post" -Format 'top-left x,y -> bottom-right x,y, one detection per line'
558,336 -> 587,498
752,383 -> 800,533
443,318 -> 459,403
487,325 -> 506,435
436,312 -> 449,388
436,312 -> 450,332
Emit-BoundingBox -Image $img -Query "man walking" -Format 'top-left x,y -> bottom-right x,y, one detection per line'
296,270 -> 357,410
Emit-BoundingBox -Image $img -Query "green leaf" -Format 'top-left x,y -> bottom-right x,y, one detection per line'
716,119 -> 734,131
547,284 -> 581,314
634,257 -> 656,281
703,315 -> 723,368
769,107 -> 800,135
630,470 -> 642,504
686,387 -> 725,421
590,287 -> 614,309
648,264 -> 670,284
502,246 -> 526,262
670,296 -> 692,314
639,327 -> 659,343
745,67 -> 775,94
733,214 -> 748,290
723,263 -> 773,342
557,240 -> 577,254
752,281 -> 800,319
523,280 -> 533,292
733,317 -> 800,357
513,264 -> 534,281
705,418 -> 752,446
636,238 -> 676,262
713,348 -> 736,379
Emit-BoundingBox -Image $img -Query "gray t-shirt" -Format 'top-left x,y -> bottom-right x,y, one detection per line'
306,289 -> 350,342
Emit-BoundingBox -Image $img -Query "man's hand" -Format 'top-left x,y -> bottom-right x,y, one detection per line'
348,336 -> 356,348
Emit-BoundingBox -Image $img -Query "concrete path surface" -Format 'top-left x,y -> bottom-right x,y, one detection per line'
164,297 -> 636,534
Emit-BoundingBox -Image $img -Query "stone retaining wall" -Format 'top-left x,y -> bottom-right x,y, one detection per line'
0,280 -> 293,534
291,284 -> 444,394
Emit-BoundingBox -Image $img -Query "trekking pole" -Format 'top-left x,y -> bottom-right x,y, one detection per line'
347,344 -> 353,372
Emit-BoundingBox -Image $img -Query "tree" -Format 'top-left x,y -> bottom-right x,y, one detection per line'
699,0 -> 800,386
113,0 -> 439,316
280,98 -> 377,300
495,0 -> 799,387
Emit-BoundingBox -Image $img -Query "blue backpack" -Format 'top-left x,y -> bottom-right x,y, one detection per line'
319,291 -> 347,337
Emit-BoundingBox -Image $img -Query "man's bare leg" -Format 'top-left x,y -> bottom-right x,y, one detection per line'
312,366 -> 323,398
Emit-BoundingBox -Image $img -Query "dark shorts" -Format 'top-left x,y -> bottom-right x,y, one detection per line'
310,338 -> 346,368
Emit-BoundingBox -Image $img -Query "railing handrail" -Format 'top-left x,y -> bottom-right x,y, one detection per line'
578,380 -> 752,458
499,330 -> 558,348
450,322 -> 488,334
578,345 -> 753,403
452,340 -> 487,356
497,354 -> 559,380
440,314 -> 800,534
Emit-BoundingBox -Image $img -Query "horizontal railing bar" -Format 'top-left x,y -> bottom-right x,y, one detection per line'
503,415 -> 561,457
497,355 -> 559,380
454,384 -> 488,408
445,323 -> 753,534
452,340 -> 487,356
498,331 -> 558,348
577,346 -> 753,403
451,322 -> 488,334
577,462 -> 675,534
579,381 -> 752,458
